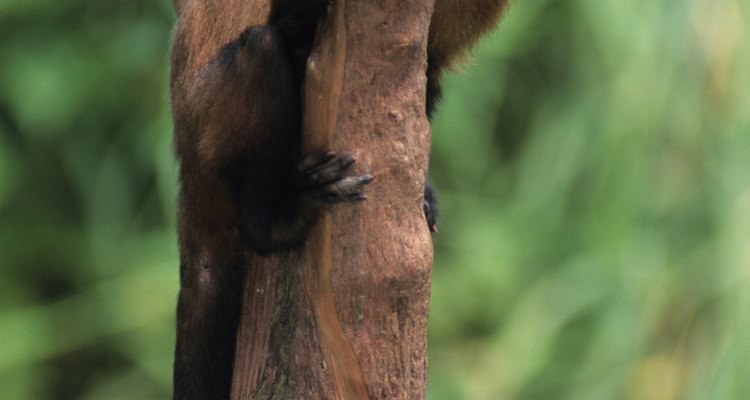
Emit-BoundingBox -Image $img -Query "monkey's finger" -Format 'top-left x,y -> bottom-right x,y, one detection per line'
299,151 -> 336,172
323,174 -> 374,202
303,155 -> 357,186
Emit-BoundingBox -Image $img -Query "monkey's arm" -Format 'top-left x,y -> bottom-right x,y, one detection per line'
429,0 -> 509,69
176,26 -> 371,253
426,0 -> 510,115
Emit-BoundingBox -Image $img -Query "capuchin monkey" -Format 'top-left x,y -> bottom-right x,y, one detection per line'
170,0 -> 509,398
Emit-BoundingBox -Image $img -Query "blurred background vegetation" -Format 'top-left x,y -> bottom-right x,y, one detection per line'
1,0 -> 748,399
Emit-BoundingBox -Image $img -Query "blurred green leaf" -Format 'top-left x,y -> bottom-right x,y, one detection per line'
2,0 -> 750,398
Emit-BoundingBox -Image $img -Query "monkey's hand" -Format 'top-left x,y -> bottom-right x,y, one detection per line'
299,151 -> 373,205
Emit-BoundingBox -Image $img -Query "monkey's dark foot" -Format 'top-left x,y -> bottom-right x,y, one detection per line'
299,151 -> 373,204
424,183 -> 439,233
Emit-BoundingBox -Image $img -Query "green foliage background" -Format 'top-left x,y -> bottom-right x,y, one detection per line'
1,0 -> 749,399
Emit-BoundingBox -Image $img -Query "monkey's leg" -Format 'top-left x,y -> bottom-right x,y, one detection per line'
173,26 -> 301,400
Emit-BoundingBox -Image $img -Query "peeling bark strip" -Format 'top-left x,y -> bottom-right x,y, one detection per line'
232,0 -> 434,398
301,1 -> 369,399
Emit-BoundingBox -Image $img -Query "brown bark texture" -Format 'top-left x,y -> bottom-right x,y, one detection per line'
231,0 -> 435,399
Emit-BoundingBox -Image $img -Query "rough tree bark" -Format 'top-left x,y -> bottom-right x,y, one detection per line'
231,0 -> 434,398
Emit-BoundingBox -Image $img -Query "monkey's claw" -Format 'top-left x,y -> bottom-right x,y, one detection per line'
300,152 -> 373,204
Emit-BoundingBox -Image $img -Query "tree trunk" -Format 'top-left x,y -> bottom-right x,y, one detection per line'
231,1 -> 435,398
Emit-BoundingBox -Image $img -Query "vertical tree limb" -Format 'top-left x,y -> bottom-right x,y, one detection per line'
328,2 -> 434,398
232,0 -> 434,398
